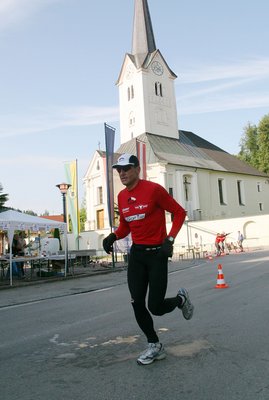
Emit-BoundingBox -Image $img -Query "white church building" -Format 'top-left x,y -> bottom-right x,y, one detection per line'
82,0 -> 269,252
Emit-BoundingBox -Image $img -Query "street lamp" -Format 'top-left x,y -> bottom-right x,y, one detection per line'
56,183 -> 71,223
185,214 -> 194,259
185,215 -> 190,250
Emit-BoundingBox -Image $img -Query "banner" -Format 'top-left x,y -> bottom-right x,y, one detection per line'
104,123 -> 115,229
136,139 -> 147,180
64,160 -> 80,246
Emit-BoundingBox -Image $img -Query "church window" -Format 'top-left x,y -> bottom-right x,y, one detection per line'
128,85 -> 134,101
237,180 -> 245,206
218,179 -> 227,205
97,186 -> 103,205
155,82 -> 163,97
129,112 -> 135,126
169,187 -> 174,221
96,160 -> 100,170
183,176 -> 191,202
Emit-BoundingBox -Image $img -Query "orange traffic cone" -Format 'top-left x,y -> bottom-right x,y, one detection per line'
215,264 -> 229,289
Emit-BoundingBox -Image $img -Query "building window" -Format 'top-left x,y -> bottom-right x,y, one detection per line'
257,182 -> 261,192
128,85 -> 134,101
237,180 -> 245,206
259,202 -> 263,211
218,179 -> 227,205
129,111 -> 135,126
96,160 -> 100,170
169,187 -> 174,221
96,209 -> 104,229
155,82 -> 163,97
183,176 -> 191,201
97,187 -> 103,204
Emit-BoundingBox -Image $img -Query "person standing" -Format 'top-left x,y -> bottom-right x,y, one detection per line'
237,231 -> 244,252
6,233 -> 21,278
103,153 -> 194,365
16,232 -> 27,277
215,233 -> 223,256
215,232 -> 229,255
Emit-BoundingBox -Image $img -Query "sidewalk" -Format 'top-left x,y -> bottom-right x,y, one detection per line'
0,260 -> 125,288
0,252 -> 206,288
0,258 -> 204,308
2,245 -> 265,291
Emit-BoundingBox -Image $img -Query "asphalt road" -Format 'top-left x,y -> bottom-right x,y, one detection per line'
1,249 -> 269,400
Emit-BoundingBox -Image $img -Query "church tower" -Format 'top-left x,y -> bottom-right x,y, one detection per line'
117,0 -> 179,144
83,0 -> 269,240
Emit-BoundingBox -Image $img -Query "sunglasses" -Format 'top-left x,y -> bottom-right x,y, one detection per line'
116,165 -> 133,173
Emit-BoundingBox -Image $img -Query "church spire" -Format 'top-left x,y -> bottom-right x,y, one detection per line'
131,0 -> 156,60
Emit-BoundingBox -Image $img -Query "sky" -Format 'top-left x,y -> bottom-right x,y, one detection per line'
1,0 -> 269,215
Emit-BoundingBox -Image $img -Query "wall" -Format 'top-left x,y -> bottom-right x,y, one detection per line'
176,214 -> 269,253
197,170 -> 269,220
67,213 -> 269,254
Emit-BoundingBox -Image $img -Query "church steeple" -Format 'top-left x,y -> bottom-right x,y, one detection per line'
118,0 -> 179,143
132,0 -> 156,62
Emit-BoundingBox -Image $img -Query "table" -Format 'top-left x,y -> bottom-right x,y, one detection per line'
0,254 -> 75,280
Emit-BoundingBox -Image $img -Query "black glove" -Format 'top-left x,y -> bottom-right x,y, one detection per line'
103,233 -> 117,254
159,237 -> 174,258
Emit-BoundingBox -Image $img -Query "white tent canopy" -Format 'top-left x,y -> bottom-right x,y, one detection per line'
0,210 -> 67,285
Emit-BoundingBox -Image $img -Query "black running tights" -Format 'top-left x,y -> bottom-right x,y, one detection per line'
127,246 -> 179,343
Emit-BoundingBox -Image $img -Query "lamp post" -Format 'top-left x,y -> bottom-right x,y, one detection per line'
185,215 -> 190,250
56,183 -> 71,223
56,183 -> 71,276
185,214 -> 194,259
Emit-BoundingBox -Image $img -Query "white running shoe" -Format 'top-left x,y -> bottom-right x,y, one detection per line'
177,287 -> 194,320
137,343 -> 166,365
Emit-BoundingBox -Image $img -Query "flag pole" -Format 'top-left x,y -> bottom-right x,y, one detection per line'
64,160 -> 80,250
136,139 -> 147,180
76,159 -> 80,250
104,123 -> 116,268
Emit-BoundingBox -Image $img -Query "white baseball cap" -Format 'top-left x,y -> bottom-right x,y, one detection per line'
112,153 -> 139,168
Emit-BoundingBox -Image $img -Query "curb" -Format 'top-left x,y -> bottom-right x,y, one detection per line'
0,265 -> 127,290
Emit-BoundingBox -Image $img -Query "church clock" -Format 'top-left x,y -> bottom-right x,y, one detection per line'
151,61 -> 164,76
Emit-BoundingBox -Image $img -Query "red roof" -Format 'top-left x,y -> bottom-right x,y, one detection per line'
39,215 -> 64,222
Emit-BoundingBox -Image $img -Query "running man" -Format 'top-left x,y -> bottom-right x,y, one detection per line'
103,153 -> 194,365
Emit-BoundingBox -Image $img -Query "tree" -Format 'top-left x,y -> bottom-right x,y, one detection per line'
0,183 -> 9,211
238,122 -> 259,168
79,207 -> 86,231
66,206 -> 86,232
24,210 -> 38,216
41,210 -> 50,216
257,114 -> 269,174
237,114 -> 269,174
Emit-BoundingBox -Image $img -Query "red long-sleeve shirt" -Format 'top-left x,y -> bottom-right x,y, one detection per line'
115,179 -> 186,245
